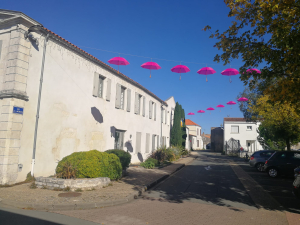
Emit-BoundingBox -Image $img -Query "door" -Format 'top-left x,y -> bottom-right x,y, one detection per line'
114,130 -> 125,149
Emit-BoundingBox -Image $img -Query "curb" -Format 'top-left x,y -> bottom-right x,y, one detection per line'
0,156 -> 196,211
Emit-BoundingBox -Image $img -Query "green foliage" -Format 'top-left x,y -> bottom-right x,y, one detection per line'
171,102 -> 182,146
150,146 -> 184,163
105,149 -> 131,170
26,172 -> 35,182
140,158 -> 160,169
56,150 -> 122,180
181,149 -> 190,156
205,1 -> 300,110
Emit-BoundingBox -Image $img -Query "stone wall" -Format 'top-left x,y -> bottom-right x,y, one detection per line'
35,177 -> 111,191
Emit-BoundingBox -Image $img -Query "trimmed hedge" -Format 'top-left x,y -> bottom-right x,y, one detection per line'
105,149 -> 131,170
56,150 -> 122,180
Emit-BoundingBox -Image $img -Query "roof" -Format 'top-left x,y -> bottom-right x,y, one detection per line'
224,118 -> 247,122
204,134 -> 211,138
185,119 -> 200,126
41,27 -> 168,106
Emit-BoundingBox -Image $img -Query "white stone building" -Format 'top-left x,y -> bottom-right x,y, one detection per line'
185,119 -> 203,150
223,118 -> 263,153
0,9 -> 176,184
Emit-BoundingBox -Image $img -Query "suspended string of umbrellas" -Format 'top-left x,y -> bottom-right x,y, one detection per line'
107,55 -> 261,82
187,97 -> 248,117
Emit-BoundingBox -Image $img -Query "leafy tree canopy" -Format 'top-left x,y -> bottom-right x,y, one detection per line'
249,95 -> 300,150
204,0 -> 300,107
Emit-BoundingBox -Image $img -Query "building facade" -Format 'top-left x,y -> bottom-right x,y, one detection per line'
0,9 -> 175,184
185,119 -> 203,150
223,118 -> 262,153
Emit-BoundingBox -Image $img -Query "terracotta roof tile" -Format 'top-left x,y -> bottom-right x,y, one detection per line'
185,119 -> 200,126
42,27 -> 167,106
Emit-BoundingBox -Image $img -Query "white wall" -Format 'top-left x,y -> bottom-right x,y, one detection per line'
186,125 -> 203,150
0,16 -> 175,183
223,121 -> 263,153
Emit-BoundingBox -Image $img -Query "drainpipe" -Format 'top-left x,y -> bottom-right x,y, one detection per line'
30,30 -> 49,177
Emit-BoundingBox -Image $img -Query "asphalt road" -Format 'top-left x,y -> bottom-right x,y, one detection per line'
239,163 -> 300,214
143,151 -> 257,210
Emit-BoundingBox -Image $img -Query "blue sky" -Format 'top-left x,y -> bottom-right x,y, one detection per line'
3,0 -> 249,134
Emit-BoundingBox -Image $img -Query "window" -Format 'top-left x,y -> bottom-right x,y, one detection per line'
98,77 -> 104,98
152,134 -> 156,151
115,84 -> 126,109
146,133 -> 150,153
136,132 -> 142,153
93,72 -> 110,100
197,140 -> 199,147
231,126 -> 239,133
120,87 -> 126,109
135,93 -> 142,115
149,101 -> 153,119
247,126 -> 252,131
114,130 -> 125,150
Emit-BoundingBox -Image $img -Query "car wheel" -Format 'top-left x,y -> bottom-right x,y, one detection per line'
256,163 -> 264,172
268,168 -> 279,178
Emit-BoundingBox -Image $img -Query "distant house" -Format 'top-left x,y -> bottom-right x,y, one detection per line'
201,132 -> 210,149
223,118 -> 262,153
185,119 -> 203,150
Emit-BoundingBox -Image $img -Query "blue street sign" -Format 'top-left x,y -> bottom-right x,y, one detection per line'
13,107 -> 24,115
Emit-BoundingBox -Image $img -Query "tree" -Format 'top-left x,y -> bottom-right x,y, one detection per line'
204,0 -> 300,108
180,105 -> 187,148
249,95 -> 300,151
257,123 -> 286,151
170,102 -> 182,146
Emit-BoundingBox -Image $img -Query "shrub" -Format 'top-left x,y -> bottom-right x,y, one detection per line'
181,149 -> 189,156
56,150 -> 122,180
150,146 -> 169,163
105,149 -> 131,170
140,158 -> 160,169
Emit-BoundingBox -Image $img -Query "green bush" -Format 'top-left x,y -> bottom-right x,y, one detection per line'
181,149 -> 189,156
105,149 -> 131,170
140,158 -> 160,169
56,150 -> 122,180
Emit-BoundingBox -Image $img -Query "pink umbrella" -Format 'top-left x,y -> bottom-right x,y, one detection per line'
141,61 -> 161,78
197,110 -> 205,117
216,104 -> 225,112
171,64 -> 190,80
221,68 -> 239,83
227,101 -> 236,109
187,112 -> 195,115
246,68 -> 261,74
238,97 -> 248,102
108,56 -> 129,73
207,107 -> 215,114
197,67 -> 216,82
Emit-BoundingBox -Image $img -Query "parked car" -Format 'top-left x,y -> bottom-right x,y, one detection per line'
249,150 -> 275,172
264,151 -> 300,178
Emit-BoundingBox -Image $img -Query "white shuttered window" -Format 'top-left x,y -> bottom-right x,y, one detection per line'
231,126 -> 239,133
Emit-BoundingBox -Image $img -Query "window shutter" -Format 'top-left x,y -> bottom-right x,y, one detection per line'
106,78 -> 111,101
157,135 -> 159,148
115,83 -> 121,108
0,40 -> 2,60
142,96 -> 145,117
134,92 -> 139,114
149,101 -> 152,119
127,89 -> 131,112
146,133 -> 150,153
165,110 -> 167,124
154,103 -> 156,121
92,72 -> 99,97
152,135 -> 156,151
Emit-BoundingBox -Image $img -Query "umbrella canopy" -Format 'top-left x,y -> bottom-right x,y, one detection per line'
171,65 -> 190,80
216,104 -> 225,112
108,57 -> 129,73
197,67 -> 216,82
246,68 -> 261,74
187,112 -> 195,115
227,101 -> 236,109
238,97 -> 248,102
206,107 -> 215,114
221,68 -> 239,83
197,110 -> 205,117
141,61 -> 161,78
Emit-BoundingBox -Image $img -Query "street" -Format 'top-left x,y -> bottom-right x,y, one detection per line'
1,151 -> 300,225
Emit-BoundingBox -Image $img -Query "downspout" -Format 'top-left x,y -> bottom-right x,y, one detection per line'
161,103 -> 163,147
31,32 -> 49,176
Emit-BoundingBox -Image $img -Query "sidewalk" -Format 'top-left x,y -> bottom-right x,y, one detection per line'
0,153 -> 198,211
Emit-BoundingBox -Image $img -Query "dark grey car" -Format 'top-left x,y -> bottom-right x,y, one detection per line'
249,150 -> 275,172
